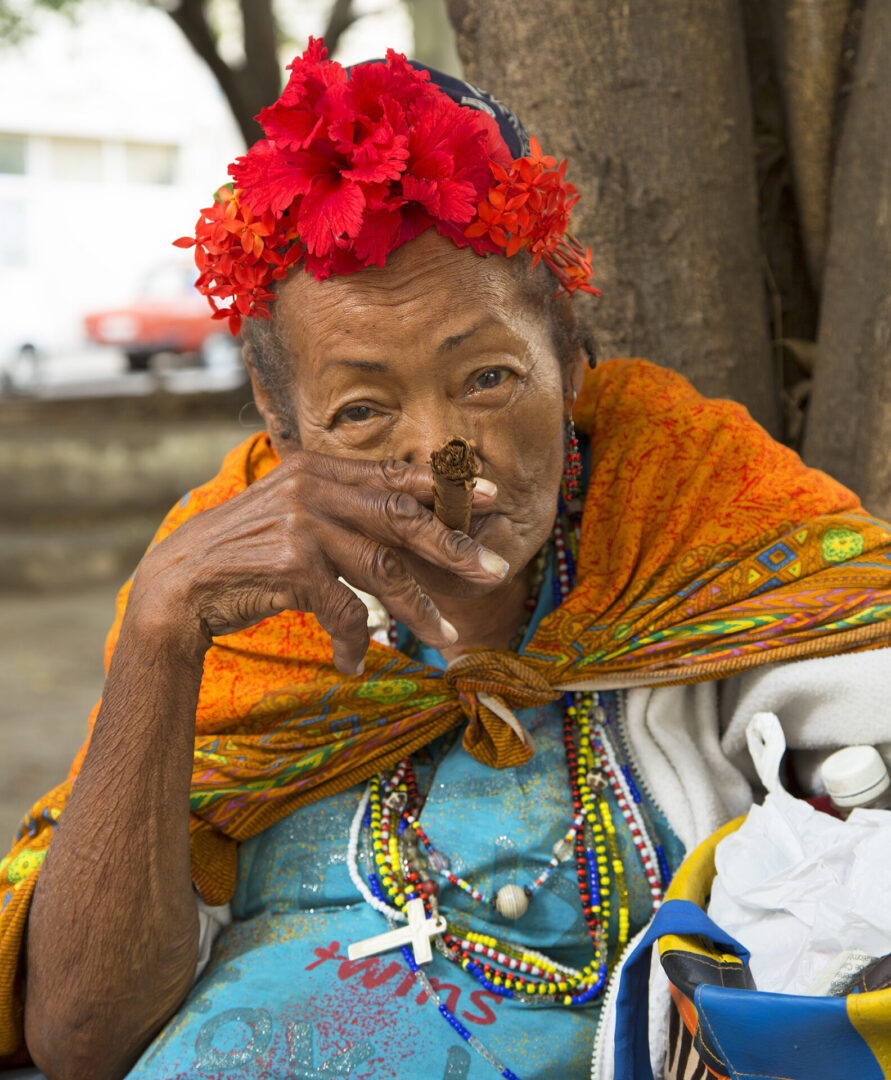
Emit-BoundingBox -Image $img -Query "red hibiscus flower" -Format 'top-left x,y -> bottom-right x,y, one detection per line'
176,39 -> 598,334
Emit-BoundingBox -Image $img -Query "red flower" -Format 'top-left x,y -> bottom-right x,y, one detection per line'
263,36 -> 348,150
175,39 -> 598,333
400,95 -> 490,225
297,173 -> 367,256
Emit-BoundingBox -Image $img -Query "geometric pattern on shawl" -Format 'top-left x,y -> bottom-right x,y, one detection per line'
3,358 -> 891,1062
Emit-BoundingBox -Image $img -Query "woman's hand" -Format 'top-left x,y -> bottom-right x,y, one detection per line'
132,450 -> 507,674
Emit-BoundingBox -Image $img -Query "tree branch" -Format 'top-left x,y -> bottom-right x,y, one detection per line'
167,0 -> 259,145
323,0 -> 357,56
164,0 -> 361,149
240,0 -> 281,109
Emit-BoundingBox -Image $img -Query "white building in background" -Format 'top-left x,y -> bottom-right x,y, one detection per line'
0,3 -> 246,366
0,0 -> 413,375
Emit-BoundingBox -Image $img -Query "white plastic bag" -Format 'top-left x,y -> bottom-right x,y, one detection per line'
707,712 -> 891,994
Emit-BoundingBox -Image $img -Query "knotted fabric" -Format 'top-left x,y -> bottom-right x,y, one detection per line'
4,358 -> 891,1061
445,651 -> 559,763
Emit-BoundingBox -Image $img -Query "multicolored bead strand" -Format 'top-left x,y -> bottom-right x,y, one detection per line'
363,752 -> 610,1006
402,809 -> 585,909
595,722 -> 663,909
349,496 -> 673,1078
561,415 -> 582,503
363,864 -> 521,1080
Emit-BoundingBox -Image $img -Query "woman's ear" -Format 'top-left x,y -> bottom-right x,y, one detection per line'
551,294 -> 587,399
242,341 -> 300,452
566,345 -> 587,399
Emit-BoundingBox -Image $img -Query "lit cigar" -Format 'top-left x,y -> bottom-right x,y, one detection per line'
430,436 -> 478,533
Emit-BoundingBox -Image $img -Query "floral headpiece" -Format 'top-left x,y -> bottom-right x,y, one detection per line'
175,39 -> 599,335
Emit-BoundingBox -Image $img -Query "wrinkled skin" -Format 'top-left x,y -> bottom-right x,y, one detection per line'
24,230 -> 584,1080
254,229 -> 586,664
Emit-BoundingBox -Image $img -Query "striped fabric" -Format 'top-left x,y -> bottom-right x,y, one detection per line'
665,999 -> 711,1080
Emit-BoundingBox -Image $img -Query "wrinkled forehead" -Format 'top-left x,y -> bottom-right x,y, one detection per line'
275,230 -> 545,358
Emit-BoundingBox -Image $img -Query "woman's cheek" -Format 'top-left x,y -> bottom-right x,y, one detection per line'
511,393 -> 565,468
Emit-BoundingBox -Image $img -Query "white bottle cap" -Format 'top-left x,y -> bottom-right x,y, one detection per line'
820,746 -> 891,808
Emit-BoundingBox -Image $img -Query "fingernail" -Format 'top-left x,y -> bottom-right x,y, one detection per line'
354,659 -> 365,676
479,550 -> 510,578
440,617 -> 459,644
474,478 -> 497,497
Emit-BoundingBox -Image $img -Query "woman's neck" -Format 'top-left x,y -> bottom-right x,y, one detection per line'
433,561 -> 535,664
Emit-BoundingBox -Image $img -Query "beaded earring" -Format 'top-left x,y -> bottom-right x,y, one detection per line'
561,412 -> 582,504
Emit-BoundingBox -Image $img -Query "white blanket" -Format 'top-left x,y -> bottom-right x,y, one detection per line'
608,645 -> 891,1079
627,645 -> 891,851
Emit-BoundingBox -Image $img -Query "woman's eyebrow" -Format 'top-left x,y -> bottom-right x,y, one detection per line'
438,317 -> 499,353
330,358 -> 389,372
326,318 -> 507,370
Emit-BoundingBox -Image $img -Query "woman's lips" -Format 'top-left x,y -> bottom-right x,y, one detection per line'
468,513 -> 493,538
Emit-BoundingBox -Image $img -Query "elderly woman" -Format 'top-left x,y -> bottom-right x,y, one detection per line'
4,41 -> 891,1080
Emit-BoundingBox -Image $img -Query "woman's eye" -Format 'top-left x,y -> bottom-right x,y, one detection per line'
473,368 -> 509,391
338,405 -> 377,424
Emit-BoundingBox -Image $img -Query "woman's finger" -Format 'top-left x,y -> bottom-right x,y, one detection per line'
280,450 -> 498,506
299,480 -> 510,582
309,576 -> 373,675
335,537 -> 458,651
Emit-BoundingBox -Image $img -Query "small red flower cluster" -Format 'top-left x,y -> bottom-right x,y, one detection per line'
175,39 -> 597,335
174,186 -> 304,334
466,137 -> 598,294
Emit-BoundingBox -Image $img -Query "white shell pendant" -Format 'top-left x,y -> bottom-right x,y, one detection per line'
552,838 -> 573,862
495,883 -> 529,920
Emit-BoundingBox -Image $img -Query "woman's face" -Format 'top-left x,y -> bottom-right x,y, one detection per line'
255,229 -> 584,597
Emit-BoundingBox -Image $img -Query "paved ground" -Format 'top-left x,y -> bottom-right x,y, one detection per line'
0,373 -> 258,845
0,582 -> 121,846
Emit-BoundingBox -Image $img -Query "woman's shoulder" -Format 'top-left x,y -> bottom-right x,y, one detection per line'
576,357 -> 750,430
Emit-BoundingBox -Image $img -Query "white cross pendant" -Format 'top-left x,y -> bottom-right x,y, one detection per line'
348,897 -> 447,965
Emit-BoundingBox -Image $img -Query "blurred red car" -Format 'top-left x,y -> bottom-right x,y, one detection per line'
84,264 -> 224,371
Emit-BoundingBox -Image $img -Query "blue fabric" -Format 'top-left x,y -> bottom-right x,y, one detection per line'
126,700 -> 682,1079
612,900 -> 749,1080
694,985 -> 884,1080
127,529 -> 685,1080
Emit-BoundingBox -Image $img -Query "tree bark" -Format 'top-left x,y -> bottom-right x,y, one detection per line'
765,0 -> 851,288
803,0 -> 891,516
446,0 -> 779,433
240,0 -> 281,125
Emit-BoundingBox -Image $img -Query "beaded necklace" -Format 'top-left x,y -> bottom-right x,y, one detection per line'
349,500 -> 669,1077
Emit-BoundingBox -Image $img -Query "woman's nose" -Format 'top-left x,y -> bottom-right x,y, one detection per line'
397,407 -> 474,465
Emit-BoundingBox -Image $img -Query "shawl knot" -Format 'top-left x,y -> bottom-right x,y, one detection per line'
444,651 -> 560,768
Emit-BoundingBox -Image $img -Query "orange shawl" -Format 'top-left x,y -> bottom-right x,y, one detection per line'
3,358 -> 891,1062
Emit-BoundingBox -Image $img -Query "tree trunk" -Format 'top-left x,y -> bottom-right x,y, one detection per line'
240,0 -> 281,129
766,0 -> 851,287
446,0 -> 779,433
168,0 -> 276,145
803,0 -> 891,516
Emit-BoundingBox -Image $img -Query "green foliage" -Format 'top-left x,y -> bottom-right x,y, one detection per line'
0,0 -> 86,45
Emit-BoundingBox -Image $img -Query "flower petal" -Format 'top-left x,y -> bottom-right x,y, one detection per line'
230,142 -> 328,216
506,234 -> 524,257
297,176 -> 366,256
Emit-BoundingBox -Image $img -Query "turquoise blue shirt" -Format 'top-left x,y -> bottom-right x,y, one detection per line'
128,553 -> 683,1080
